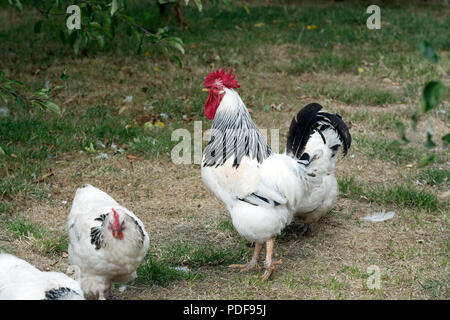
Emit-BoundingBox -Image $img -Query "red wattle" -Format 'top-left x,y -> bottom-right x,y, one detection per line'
204,93 -> 223,120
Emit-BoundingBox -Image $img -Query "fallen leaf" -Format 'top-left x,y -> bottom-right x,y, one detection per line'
62,252 -> 68,258
126,155 -> 137,160
37,171 -> 54,183
63,95 -> 77,105
254,22 -> 264,28
306,25 -> 317,30
143,122 -> 154,131
154,120 -> 165,128
118,106 -> 128,114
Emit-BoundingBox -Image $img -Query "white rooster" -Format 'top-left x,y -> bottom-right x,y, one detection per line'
201,68 -> 351,280
67,185 -> 149,299
0,253 -> 84,300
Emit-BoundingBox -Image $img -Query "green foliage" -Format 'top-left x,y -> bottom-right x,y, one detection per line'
419,154 -> 437,167
0,71 -> 61,114
392,41 -> 447,166
422,81 -> 445,113
7,1 -> 187,56
419,40 -> 439,64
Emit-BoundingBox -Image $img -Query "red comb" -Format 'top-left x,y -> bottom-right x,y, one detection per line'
204,67 -> 240,89
111,208 -> 120,229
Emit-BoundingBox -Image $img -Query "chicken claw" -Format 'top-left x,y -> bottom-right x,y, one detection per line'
229,242 -> 263,272
259,238 -> 281,281
229,260 -> 258,272
261,259 -> 282,281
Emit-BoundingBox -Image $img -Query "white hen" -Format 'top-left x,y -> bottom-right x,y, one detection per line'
201,68 -> 351,280
0,253 -> 84,300
67,185 -> 149,299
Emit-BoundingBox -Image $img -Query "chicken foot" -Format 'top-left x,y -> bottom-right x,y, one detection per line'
229,239 -> 282,280
229,242 -> 263,272
261,238 -> 282,281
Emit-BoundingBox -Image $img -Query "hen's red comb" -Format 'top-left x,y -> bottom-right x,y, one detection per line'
111,208 -> 120,229
204,67 -> 240,89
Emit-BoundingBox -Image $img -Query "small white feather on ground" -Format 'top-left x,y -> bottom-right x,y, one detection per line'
362,211 -> 395,222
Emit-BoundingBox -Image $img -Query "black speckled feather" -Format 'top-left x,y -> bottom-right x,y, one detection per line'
43,287 -> 81,300
90,213 -> 108,250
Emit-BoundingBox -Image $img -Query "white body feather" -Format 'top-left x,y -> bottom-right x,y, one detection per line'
67,185 -> 149,299
202,89 -> 343,243
0,253 -> 84,300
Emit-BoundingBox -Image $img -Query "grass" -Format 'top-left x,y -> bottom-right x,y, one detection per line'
6,216 -> 45,239
354,136 -> 423,164
5,216 -> 68,255
0,1 -> 448,299
416,167 -> 450,187
294,52 -> 362,75
298,82 -> 403,105
419,278 -> 450,299
0,104 -> 193,198
133,240 -> 251,287
133,252 -> 198,287
160,240 -> 251,268
217,219 -> 235,233
338,176 -> 440,212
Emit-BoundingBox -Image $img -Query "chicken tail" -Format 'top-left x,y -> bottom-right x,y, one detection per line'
286,103 -> 351,160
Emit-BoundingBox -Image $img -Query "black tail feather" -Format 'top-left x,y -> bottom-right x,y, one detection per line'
315,112 -> 352,156
286,103 -> 323,159
286,102 -> 351,159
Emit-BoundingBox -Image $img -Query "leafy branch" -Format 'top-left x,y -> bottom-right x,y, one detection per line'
0,71 -> 62,115
0,70 -> 63,156
6,0 -> 188,57
395,40 -> 448,167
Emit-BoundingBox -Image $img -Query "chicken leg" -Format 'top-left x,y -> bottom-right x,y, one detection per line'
229,242 -> 263,271
261,238 -> 282,281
